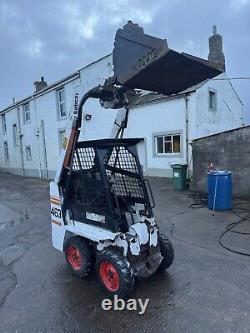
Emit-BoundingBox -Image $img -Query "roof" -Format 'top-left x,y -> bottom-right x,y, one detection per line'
0,53 -> 112,114
0,50 -> 240,113
129,79 -> 208,108
129,72 -> 243,108
0,71 -> 80,114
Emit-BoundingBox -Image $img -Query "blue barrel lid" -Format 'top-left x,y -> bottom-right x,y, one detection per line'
208,169 -> 231,176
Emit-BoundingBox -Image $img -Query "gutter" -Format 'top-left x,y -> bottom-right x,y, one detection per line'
0,71 -> 80,115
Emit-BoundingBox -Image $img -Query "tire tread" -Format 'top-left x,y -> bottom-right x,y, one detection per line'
158,233 -> 174,270
65,237 -> 93,277
96,249 -> 134,298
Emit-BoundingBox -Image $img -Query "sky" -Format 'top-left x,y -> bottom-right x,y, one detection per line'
0,0 -> 249,121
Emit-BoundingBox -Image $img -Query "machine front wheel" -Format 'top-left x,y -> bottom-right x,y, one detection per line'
96,250 -> 134,298
158,233 -> 174,271
65,237 -> 92,277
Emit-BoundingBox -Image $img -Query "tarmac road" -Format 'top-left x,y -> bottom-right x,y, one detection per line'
0,173 -> 250,333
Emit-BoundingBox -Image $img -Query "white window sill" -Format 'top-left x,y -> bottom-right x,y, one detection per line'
154,153 -> 182,158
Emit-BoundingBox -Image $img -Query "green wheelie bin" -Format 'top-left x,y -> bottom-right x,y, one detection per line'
171,164 -> 188,190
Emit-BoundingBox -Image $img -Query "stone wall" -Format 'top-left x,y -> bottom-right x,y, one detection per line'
191,126 -> 250,198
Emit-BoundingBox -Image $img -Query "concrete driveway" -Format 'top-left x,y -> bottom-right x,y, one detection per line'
0,173 -> 250,333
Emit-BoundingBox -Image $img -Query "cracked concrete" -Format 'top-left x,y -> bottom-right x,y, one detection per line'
0,173 -> 250,332
0,245 -> 27,266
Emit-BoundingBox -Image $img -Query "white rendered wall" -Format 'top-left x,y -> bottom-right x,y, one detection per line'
0,54 -> 115,178
123,97 -> 188,177
0,59 -> 244,179
195,73 -> 244,138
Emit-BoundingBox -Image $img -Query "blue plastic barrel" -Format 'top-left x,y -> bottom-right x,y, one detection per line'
208,170 -> 232,211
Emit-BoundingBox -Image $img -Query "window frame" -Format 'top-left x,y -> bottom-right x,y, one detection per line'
208,88 -> 217,111
25,145 -> 32,161
23,102 -> 31,123
4,141 -> 9,163
153,131 -> 182,157
57,87 -> 67,119
58,128 -> 66,152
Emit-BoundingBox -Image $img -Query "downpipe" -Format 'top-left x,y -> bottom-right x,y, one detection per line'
185,94 -> 190,179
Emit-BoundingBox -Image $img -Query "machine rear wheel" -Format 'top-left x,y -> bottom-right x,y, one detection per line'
158,233 -> 174,270
96,250 -> 134,298
65,237 -> 92,277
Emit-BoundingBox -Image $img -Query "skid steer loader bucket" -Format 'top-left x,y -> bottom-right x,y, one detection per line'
110,21 -> 222,95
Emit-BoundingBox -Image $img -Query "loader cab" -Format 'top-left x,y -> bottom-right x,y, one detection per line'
62,138 -> 154,233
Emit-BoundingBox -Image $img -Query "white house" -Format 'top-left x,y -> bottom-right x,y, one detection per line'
0,29 -> 244,179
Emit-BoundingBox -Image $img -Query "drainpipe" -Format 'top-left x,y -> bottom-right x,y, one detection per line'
17,106 -> 25,176
32,96 -> 42,178
185,94 -> 190,179
40,119 -> 48,178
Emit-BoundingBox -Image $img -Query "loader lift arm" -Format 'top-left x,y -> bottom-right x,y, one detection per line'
59,85 -> 131,221
61,85 -> 128,175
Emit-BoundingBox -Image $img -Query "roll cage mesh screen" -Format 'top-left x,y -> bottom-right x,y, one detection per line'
71,144 -> 145,202
71,147 -> 107,213
72,147 -> 95,171
104,146 -> 145,199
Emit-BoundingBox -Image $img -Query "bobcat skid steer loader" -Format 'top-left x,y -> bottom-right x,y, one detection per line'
50,21 -> 222,297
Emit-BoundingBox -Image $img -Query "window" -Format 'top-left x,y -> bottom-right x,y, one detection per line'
25,146 -> 32,161
4,142 -> 9,163
2,114 -> 7,134
13,124 -> 18,146
23,103 -> 31,123
59,129 -> 66,152
57,87 -> 66,118
155,134 -> 181,155
209,90 -> 216,110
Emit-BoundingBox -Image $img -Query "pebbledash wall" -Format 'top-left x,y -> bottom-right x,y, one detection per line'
0,54 -> 244,179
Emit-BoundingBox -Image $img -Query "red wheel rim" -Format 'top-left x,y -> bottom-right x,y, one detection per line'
67,246 -> 82,270
99,261 -> 120,292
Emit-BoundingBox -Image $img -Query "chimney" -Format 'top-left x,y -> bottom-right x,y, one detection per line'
208,25 -> 225,71
34,76 -> 47,92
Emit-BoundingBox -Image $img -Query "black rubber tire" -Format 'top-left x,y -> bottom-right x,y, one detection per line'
96,249 -> 134,298
65,237 -> 93,277
158,233 -> 174,271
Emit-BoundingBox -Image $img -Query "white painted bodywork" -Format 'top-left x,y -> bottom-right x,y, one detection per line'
50,181 -> 158,260
51,169 -> 158,262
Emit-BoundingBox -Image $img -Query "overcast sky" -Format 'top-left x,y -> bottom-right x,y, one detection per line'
0,0 -> 249,121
